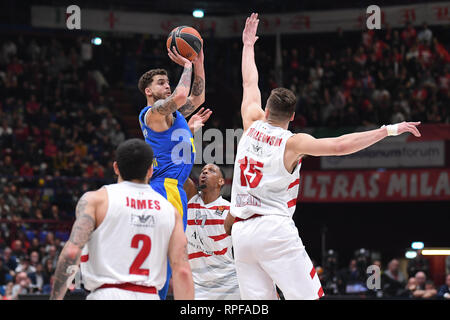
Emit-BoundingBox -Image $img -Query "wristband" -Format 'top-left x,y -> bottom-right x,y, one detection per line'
381,124 -> 399,136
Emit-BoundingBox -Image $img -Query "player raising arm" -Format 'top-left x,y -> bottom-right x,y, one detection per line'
228,13 -> 421,300
240,13 -> 420,172
141,47 -> 205,132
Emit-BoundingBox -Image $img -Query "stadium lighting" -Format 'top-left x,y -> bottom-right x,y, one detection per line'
411,241 -> 424,250
405,251 -> 417,259
91,37 -> 102,45
193,9 -> 204,18
421,249 -> 450,256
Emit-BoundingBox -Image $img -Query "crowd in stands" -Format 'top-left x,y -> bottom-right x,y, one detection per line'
0,20 -> 449,299
0,231 -> 67,299
271,22 -> 450,129
316,249 -> 450,300
0,35 -> 124,300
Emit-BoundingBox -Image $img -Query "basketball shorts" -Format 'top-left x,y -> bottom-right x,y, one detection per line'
150,178 -> 188,229
231,214 -> 324,300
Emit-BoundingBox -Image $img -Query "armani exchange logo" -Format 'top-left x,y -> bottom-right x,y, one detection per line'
131,213 -> 155,227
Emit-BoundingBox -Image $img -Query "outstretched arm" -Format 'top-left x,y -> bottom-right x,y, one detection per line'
241,13 -> 265,132
179,48 -> 206,118
287,121 -> 421,158
50,192 -> 98,300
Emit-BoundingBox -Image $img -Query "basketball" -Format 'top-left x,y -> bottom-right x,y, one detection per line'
166,26 -> 203,61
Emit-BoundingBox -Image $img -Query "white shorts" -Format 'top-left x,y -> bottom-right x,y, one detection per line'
86,287 -> 160,300
231,215 -> 323,300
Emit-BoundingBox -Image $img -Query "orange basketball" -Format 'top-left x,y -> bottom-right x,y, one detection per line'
166,26 -> 203,62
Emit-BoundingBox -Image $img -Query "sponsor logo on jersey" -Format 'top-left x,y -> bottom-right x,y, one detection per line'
131,213 -> 155,227
214,206 -> 227,217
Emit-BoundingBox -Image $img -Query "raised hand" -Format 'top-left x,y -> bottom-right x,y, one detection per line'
168,46 -> 192,68
188,107 -> 212,133
242,13 -> 259,46
192,41 -> 204,65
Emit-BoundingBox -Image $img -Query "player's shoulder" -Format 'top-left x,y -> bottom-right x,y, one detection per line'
79,187 -> 107,206
217,196 -> 231,206
188,193 -> 201,204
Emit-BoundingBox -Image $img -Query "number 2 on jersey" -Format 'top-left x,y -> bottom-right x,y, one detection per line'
129,234 -> 151,276
238,156 -> 264,188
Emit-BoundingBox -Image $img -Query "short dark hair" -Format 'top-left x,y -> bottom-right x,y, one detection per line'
116,139 -> 154,181
266,87 -> 297,121
138,69 -> 168,96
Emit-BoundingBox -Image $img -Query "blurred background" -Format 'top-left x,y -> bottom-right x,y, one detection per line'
0,0 -> 449,300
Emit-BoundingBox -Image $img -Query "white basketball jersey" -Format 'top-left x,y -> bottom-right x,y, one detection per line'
231,120 -> 301,219
80,181 -> 175,292
186,194 -> 240,299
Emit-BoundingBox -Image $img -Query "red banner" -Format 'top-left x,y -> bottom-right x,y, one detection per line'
297,169 -> 450,202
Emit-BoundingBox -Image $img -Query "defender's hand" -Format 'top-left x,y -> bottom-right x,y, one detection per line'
242,13 -> 260,46
386,121 -> 421,137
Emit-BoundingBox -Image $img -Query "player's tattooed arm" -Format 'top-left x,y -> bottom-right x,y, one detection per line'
179,47 -> 205,117
50,193 -> 96,300
178,74 -> 205,117
150,65 -> 193,116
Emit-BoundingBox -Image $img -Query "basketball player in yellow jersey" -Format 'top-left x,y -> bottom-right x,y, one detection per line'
138,46 -> 206,299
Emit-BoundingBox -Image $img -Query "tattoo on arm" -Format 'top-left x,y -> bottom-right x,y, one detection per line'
178,99 -> 195,117
179,75 -> 204,117
50,253 -> 78,300
151,66 -> 193,116
179,65 -> 193,89
191,75 -> 204,96
69,197 -> 96,248
150,94 -> 179,116
50,194 -> 95,300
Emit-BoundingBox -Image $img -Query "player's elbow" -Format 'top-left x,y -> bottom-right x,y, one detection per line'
62,242 -> 81,262
173,89 -> 189,106
191,93 -> 205,107
332,138 -> 349,156
172,262 -> 192,283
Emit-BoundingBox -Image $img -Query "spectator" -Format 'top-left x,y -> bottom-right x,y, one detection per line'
2,247 -> 18,272
42,244 -> 58,270
28,262 -> 46,293
415,271 -> 427,290
29,250 -> 40,268
382,259 -> 407,297
14,256 -> 36,274
11,271 -> 32,299
400,276 -> 419,298
437,274 -> 450,300
0,258 -> 12,286
1,281 -> 14,300
11,240 -> 26,261
417,22 -> 433,46
43,256 -> 56,285
340,259 -> 367,294
413,279 -> 438,299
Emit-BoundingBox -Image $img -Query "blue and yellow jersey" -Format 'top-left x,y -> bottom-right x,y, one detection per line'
138,106 -> 195,229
